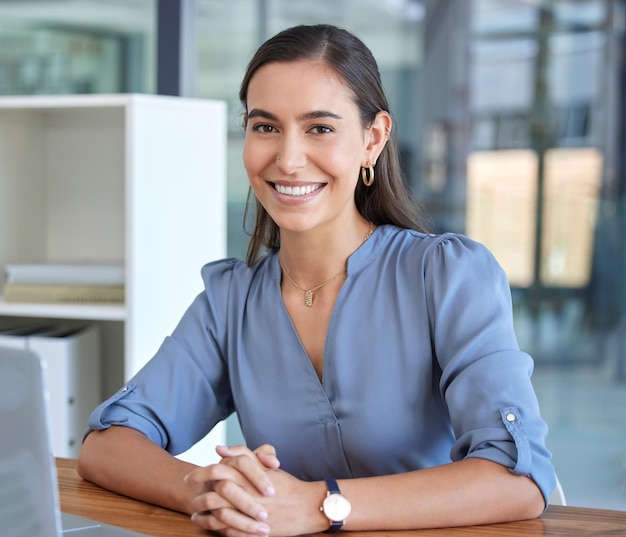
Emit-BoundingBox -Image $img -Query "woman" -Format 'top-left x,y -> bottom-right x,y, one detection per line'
78,24 -> 555,537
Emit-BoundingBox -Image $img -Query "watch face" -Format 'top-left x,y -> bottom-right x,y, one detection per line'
323,493 -> 352,521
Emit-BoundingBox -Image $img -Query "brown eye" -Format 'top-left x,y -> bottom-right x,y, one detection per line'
309,125 -> 333,134
252,123 -> 277,133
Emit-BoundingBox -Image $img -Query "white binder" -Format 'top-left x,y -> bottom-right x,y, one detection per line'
0,322 -> 101,457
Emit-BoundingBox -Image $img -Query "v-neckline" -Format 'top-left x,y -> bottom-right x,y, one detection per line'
277,270 -> 343,387
271,225 -> 382,386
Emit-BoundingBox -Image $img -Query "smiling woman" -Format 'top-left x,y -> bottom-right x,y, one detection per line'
77,24 -> 556,537
239,27 -> 423,266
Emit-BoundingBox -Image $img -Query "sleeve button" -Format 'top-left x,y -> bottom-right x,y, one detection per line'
506,412 -> 516,422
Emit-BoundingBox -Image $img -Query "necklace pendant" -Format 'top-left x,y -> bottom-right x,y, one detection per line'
304,290 -> 314,307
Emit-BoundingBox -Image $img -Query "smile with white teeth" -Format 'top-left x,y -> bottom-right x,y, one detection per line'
274,183 -> 322,196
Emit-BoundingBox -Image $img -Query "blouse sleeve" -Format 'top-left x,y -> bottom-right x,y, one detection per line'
424,233 -> 556,506
84,258 -> 238,455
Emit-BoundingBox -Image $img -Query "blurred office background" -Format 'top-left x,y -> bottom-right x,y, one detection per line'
1,0 -> 624,510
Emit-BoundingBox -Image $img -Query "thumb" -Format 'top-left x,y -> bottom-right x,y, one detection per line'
254,444 -> 281,469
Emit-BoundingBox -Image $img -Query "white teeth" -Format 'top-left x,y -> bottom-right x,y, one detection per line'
274,184 -> 321,196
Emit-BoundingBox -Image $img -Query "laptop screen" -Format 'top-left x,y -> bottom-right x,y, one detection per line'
0,346 -> 64,537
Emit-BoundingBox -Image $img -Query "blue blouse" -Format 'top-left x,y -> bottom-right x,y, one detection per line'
87,225 -> 556,504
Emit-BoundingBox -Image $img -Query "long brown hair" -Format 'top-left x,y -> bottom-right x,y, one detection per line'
240,24 -> 428,265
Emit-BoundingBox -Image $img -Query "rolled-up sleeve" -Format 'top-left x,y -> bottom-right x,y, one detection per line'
425,234 -> 556,505
85,259 -> 237,455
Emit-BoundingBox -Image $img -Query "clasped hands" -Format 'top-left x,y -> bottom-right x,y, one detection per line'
184,444 -> 322,537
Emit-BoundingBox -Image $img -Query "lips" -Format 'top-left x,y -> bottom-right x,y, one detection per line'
273,183 -> 323,196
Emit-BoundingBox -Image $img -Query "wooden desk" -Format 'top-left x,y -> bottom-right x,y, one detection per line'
57,458 -> 626,536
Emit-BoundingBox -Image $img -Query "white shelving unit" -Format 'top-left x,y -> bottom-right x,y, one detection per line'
0,94 -> 227,464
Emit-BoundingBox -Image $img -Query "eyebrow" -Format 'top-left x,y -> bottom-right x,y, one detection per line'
247,108 -> 343,122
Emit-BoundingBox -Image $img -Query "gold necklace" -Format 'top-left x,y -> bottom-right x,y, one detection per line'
280,222 -> 375,307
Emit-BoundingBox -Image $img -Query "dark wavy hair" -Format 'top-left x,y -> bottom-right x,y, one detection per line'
240,24 -> 428,265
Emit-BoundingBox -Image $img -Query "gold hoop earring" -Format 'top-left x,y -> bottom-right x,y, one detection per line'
361,162 -> 375,187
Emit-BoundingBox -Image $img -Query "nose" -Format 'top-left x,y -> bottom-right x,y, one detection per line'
276,132 -> 306,174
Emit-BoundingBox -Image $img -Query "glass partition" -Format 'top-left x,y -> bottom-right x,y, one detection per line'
0,0 -> 155,95
467,0 -> 626,509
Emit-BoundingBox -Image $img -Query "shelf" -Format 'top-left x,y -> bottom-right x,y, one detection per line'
0,93 -> 207,111
0,93 -> 227,376
0,298 -> 126,321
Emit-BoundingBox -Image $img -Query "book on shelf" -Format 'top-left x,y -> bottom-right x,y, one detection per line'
3,262 -> 124,286
2,282 -> 124,304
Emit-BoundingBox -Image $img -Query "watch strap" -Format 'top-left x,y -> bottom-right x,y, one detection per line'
325,478 -> 341,494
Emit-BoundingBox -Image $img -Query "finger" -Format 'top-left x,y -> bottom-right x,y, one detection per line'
191,480 -> 268,523
192,507 -> 270,537
253,444 -> 280,469
217,444 -> 279,468
191,510 -> 268,537
189,490 -> 267,523
214,449 -> 275,496
185,461 -> 244,489
216,444 -> 253,458
213,477 -> 269,521
188,490 -> 232,514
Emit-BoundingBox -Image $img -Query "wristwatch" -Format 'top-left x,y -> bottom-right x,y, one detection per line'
321,478 -> 352,532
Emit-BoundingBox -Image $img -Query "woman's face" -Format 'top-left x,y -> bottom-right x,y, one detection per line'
243,60 -> 372,234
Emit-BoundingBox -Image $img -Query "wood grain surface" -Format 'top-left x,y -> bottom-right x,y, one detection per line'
56,458 -> 626,536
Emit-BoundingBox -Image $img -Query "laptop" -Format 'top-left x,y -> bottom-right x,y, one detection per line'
0,345 -> 150,536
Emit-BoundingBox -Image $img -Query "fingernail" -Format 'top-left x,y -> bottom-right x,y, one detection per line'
257,509 -> 268,521
257,523 -> 270,535
264,484 -> 275,496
